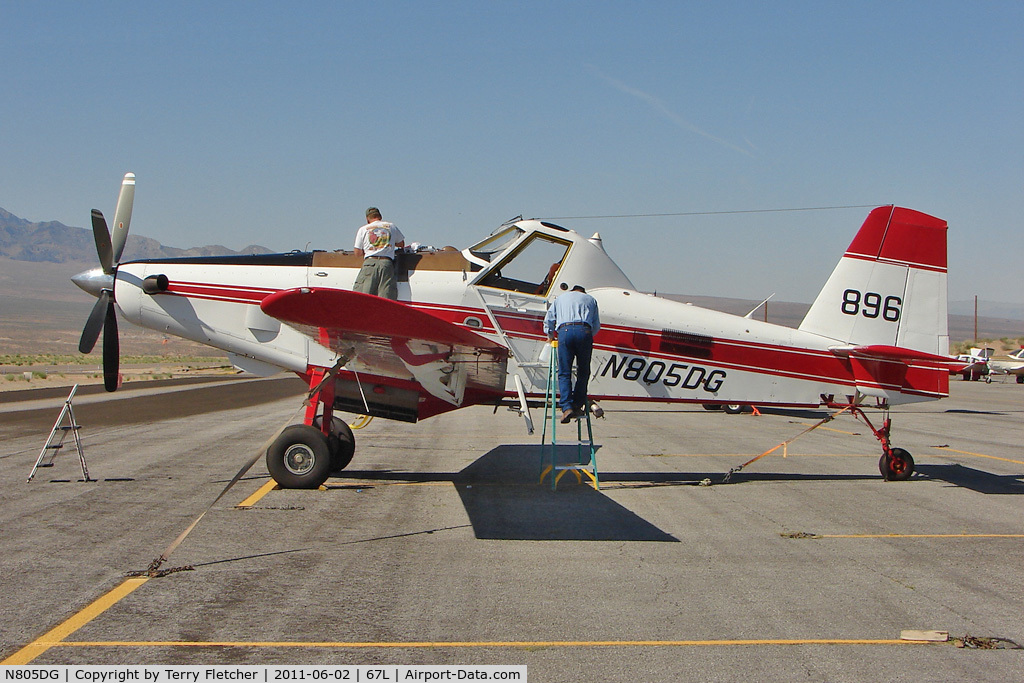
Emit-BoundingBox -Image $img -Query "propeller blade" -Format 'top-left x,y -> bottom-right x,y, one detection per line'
102,301 -> 120,392
91,209 -> 114,274
79,290 -> 109,354
110,172 -> 135,264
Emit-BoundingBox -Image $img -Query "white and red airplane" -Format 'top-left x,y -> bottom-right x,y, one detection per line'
73,173 -> 959,488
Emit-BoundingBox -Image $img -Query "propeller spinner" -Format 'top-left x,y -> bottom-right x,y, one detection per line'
72,172 -> 134,391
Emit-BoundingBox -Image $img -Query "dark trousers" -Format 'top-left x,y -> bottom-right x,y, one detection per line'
556,325 -> 593,413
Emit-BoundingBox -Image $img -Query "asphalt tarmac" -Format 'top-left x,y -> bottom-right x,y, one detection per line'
1,375 -> 1022,680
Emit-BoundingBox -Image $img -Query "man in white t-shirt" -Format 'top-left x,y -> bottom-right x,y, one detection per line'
353,207 -> 406,299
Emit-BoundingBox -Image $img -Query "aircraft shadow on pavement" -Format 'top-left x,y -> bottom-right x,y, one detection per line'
454,445 -> 679,542
915,464 -> 1024,495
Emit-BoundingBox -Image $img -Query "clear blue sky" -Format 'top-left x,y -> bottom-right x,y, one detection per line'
3,2 -> 1021,304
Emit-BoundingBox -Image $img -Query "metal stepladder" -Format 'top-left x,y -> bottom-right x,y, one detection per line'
28,384 -> 91,483
539,341 -> 599,490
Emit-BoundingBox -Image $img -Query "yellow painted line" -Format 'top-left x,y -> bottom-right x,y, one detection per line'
52,637 -> 923,649
822,533 -> 1024,539
1,577 -> 149,665
651,453 -> 874,458
325,481 -> 452,488
235,479 -> 278,508
930,446 -> 1024,466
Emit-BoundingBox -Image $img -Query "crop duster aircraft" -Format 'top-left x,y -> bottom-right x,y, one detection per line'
73,173 -> 959,488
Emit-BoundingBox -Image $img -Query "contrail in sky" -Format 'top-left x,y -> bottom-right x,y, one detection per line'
590,66 -> 754,158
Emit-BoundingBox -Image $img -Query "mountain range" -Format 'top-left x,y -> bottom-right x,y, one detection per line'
0,207 -> 271,263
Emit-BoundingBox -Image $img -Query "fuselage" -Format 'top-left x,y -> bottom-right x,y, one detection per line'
109,219 -> 947,417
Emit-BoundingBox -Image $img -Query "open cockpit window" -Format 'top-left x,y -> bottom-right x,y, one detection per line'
467,226 -> 524,263
475,233 -> 571,296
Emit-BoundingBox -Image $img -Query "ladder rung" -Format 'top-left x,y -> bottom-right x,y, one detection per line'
58,425 -> 80,431
45,445 -> 64,450
552,439 -> 592,446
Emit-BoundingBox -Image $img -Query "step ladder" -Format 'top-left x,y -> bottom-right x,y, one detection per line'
539,341 -> 599,490
28,384 -> 91,483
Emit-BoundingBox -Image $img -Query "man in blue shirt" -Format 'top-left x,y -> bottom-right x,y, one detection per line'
544,285 -> 601,423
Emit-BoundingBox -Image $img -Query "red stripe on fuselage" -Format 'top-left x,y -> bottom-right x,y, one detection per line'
165,281 -> 277,304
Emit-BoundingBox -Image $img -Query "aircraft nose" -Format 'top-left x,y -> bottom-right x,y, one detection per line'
71,267 -> 114,298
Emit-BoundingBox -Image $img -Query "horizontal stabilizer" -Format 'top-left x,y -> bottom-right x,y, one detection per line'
836,344 -> 964,368
829,344 -> 954,400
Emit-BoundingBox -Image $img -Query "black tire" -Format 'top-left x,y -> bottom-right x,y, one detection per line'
266,424 -> 332,489
723,404 -> 750,415
313,415 -> 356,471
1017,375 -> 1024,384
331,420 -> 355,471
879,447 -> 914,481
702,404 -> 723,411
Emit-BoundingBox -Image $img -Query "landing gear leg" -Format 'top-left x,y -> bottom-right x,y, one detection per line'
266,365 -> 352,489
305,365 -> 356,471
849,406 -> 915,481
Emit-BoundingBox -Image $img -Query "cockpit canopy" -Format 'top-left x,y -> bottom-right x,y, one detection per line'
464,220 -> 635,297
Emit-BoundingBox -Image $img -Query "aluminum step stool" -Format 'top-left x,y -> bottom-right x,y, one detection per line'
28,384 -> 91,482
539,341 -> 599,490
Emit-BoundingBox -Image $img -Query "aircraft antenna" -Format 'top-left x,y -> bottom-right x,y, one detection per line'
538,204 -> 879,221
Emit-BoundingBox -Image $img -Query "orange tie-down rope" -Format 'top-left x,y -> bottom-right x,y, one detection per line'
719,404 -> 854,484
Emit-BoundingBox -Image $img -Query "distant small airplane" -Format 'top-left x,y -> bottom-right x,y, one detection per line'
952,346 -> 1024,383
73,173 -> 960,488
952,347 -> 993,381
989,347 -> 1024,383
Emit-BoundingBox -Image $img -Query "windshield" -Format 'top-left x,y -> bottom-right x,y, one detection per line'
476,234 -> 571,296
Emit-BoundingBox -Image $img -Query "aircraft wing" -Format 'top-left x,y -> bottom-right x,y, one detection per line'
261,288 -> 509,410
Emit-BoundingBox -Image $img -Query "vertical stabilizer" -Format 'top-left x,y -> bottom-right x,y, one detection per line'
798,206 -> 948,356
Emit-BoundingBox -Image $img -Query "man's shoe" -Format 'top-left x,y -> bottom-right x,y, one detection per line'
560,409 -> 574,424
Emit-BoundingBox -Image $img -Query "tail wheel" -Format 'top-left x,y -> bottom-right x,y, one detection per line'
879,447 -> 914,481
267,424 -> 332,489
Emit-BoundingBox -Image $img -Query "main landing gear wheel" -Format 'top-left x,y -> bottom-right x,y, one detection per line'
267,424 -> 332,489
312,415 -> 356,471
723,404 -> 752,415
879,447 -> 914,482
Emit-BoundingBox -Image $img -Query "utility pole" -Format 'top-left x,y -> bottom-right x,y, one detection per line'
974,295 -> 978,342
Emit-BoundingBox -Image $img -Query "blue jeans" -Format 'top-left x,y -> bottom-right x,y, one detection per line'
556,325 -> 593,413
